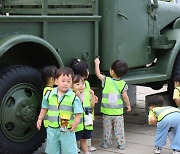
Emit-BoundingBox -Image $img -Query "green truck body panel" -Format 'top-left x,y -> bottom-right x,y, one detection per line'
0,0 -> 180,153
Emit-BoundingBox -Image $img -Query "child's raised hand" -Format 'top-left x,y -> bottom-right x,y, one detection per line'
94,57 -> 100,65
90,89 -> 98,103
76,90 -> 81,97
89,89 -> 94,95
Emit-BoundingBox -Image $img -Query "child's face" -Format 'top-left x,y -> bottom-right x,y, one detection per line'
56,74 -> 72,93
72,79 -> 85,93
174,81 -> 180,88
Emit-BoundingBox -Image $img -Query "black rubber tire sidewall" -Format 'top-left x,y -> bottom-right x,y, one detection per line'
0,65 -> 46,154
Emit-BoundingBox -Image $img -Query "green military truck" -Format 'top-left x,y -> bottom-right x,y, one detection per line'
0,0 -> 179,153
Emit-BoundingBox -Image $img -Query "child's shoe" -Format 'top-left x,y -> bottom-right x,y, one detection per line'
154,147 -> 162,154
88,146 -> 96,152
118,144 -> 125,150
173,149 -> 180,154
83,152 -> 91,154
100,142 -> 109,149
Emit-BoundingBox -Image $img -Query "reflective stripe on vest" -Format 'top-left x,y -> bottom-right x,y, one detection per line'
48,91 -> 76,128
101,77 -> 126,115
153,106 -> 180,122
48,104 -> 73,111
101,103 -> 124,109
102,93 -> 121,99
48,115 -> 83,123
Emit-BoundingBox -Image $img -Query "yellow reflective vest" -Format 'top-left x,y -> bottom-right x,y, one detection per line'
43,86 -> 53,128
152,106 -> 180,122
75,80 -> 93,132
101,77 -> 126,115
47,89 -> 76,128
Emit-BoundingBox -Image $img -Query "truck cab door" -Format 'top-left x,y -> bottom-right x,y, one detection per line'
99,0 -> 156,70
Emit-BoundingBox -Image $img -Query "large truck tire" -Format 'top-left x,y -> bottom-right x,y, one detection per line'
168,51 -> 180,104
0,65 -> 46,154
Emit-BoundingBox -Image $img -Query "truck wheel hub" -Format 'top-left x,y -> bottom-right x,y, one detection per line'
21,105 -> 35,122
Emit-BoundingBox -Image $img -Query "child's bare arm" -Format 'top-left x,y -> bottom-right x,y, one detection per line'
94,58 -> 104,81
173,88 -> 180,107
149,116 -> 158,125
89,89 -> 96,108
36,108 -> 48,130
122,91 -> 131,112
70,113 -> 81,132
174,99 -> 180,107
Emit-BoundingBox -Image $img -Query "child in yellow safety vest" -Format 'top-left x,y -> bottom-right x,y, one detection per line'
94,57 -> 131,150
173,75 -> 180,109
37,67 -> 84,154
41,65 -> 58,128
72,75 -> 96,154
148,95 -> 180,154
70,58 -> 98,152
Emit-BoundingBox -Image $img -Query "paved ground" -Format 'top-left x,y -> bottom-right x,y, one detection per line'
35,85 -> 175,154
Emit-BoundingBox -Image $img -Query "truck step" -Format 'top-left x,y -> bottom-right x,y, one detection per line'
124,73 -> 167,84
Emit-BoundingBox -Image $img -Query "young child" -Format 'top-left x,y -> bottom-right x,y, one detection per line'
94,57 -> 131,150
148,95 -> 180,154
41,65 -> 58,128
70,58 -> 98,152
72,75 -> 96,154
173,75 -> 180,109
36,67 -> 84,154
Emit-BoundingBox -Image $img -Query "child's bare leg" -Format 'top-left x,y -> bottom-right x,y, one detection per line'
80,139 -> 89,153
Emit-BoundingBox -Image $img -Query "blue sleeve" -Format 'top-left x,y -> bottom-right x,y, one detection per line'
41,97 -> 49,109
73,96 -> 84,114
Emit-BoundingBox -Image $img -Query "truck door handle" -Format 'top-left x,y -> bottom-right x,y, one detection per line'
118,11 -> 128,20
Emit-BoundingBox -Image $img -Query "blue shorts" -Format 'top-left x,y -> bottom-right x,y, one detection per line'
46,127 -> 77,154
75,130 -> 92,141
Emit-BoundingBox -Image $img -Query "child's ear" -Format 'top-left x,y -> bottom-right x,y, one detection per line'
111,69 -> 114,74
50,77 -> 54,82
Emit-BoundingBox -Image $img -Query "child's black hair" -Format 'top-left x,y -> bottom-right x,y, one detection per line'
73,74 -> 84,84
148,95 -> 164,107
56,67 -> 74,79
42,65 -> 58,85
174,75 -> 180,82
70,58 -> 88,78
111,60 -> 128,77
